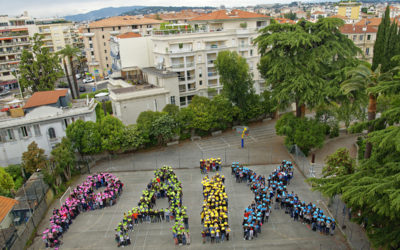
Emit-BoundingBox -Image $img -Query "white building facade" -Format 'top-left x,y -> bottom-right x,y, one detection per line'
0,99 -> 97,166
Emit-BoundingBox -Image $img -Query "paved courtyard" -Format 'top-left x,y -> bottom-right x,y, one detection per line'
30,165 -> 348,250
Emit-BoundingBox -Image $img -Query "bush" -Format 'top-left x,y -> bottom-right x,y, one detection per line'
356,136 -> 366,160
79,89 -> 108,99
329,123 -> 340,138
276,113 -> 326,156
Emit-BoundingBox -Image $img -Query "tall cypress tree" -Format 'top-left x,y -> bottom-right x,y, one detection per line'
372,6 -> 400,72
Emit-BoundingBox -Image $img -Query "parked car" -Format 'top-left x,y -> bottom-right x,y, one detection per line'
83,78 -> 94,83
76,73 -> 81,80
79,86 -> 86,92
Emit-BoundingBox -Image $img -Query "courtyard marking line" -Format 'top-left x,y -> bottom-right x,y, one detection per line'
220,137 -> 231,148
249,135 -> 257,143
194,141 -> 204,151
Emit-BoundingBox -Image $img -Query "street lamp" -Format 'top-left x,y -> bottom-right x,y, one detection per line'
11,68 -> 23,99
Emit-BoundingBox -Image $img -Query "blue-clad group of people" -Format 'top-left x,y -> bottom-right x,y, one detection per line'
233,160 -> 335,240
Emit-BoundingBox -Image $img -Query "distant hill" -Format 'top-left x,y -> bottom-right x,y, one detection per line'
64,6 -> 145,22
122,6 -> 216,16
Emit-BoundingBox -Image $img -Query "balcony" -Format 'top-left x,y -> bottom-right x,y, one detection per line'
236,29 -> 251,36
208,72 -> 218,79
238,44 -> 250,51
168,48 -> 193,54
43,42 -> 53,47
171,63 -> 185,69
110,31 -> 120,36
178,76 -> 186,82
88,61 -> 99,66
41,29 -> 51,34
206,44 -> 227,50
186,62 -> 195,69
0,49 -> 22,55
179,86 -> 186,93
207,59 -> 215,66
0,32 -> 29,38
83,33 -> 95,37
186,76 -> 196,83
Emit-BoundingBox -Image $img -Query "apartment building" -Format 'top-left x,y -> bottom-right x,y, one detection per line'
151,9 -> 270,106
0,89 -> 97,165
337,1 -> 361,20
82,16 -> 163,78
0,13 -> 35,94
339,24 -> 377,62
33,19 -> 79,53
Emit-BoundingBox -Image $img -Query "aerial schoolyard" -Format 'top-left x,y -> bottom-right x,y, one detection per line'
30,120 -> 349,250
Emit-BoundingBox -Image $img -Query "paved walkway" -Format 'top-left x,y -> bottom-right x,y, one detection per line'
302,133 -> 371,250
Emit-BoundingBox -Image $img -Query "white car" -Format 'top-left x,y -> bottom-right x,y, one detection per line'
83,78 -> 94,84
75,74 -> 81,80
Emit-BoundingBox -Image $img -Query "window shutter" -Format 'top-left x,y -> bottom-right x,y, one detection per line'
17,127 -> 22,139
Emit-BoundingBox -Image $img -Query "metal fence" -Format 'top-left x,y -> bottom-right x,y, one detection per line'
95,143 -> 286,173
286,144 -> 371,250
0,173 -> 51,250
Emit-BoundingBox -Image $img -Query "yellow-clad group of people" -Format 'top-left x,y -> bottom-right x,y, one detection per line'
200,173 -> 231,243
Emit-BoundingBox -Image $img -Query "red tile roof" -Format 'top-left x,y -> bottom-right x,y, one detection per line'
116,32 -> 141,39
0,196 -> 18,223
355,17 -> 381,26
330,14 -> 349,20
339,24 -> 378,34
89,16 -> 163,28
191,9 -> 268,21
274,18 -> 296,24
23,89 -> 68,109
146,10 -> 202,21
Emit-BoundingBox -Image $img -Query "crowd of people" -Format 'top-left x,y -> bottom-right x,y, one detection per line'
200,158 -> 222,174
200,173 -> 231,243
232,160 -> 336,240
42,173 -> 123,248
115,166 -> 190,247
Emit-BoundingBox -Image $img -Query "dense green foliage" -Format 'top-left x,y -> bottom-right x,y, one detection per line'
21,141 -> 47,174
372,6 -> 400,73
322,148 -> 355,178
66,119 -> 102,156
255,18 -> 360,117
0,168 -> 15,197
215,51 -> 255,121
275,113 -> 326,155
16,34 -> 63,93
309,38 -> 400,248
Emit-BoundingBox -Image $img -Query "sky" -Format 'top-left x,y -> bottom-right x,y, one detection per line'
1,0 -> 300,18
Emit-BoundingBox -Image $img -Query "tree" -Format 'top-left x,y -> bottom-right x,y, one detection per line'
0,168 -> 14,195
66,120 -> 102,157
150,113 -> 176,145
283,11 -> 297,20
255,18 -> 361,117
21,141 -> 47,174
215,51 -> 255,119
372,6 -> 400,73
136,111 -> 164,145
122,125 -> 146,150
186,96 -> 215,133
16,33 -> 63,93
162,104 -> 180,117
322,148 -> 355,178
58,45 -> 81,99
275,113 -> 325,155
209,95 -> 239,130
99,115 -> 125,153
50,137 -> 75,182
341,62 -> 393,158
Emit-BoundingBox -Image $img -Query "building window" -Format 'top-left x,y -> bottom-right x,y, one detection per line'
91,51 -> 94,56
199,80 -> 202,85
104,42 -> 106,46
33,124 -> 41,136
118,26 -> 121,30
250,49 -> 253,56
132,25 -> 138,29
198,55 -> 202,63
107,64 -> 109,68
63,118 -> 69,128
170,96 -> 175,105
89,37 -> 92,41
102,35 -> 105,39
48,127 -> 56,139
367,34 -> 371,40
113,27 -> 115,31
352,35 -> 356,41
90,44 -> 93,48
359,35 -> 363,41
88,28 -> 90,33
366,48 -> 370,56
104,49 -> 107,53
102,28 -> 104,31
5,129 -> 15,141
19,126 -> 29,138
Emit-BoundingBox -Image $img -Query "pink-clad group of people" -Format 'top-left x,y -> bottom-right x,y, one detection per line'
42,173 -> 124,248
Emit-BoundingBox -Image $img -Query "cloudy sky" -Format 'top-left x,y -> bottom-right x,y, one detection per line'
2,0 -> 299,18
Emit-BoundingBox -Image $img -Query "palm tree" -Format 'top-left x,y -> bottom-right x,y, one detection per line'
341,62 -> 392,159
59,45 -> 81,99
